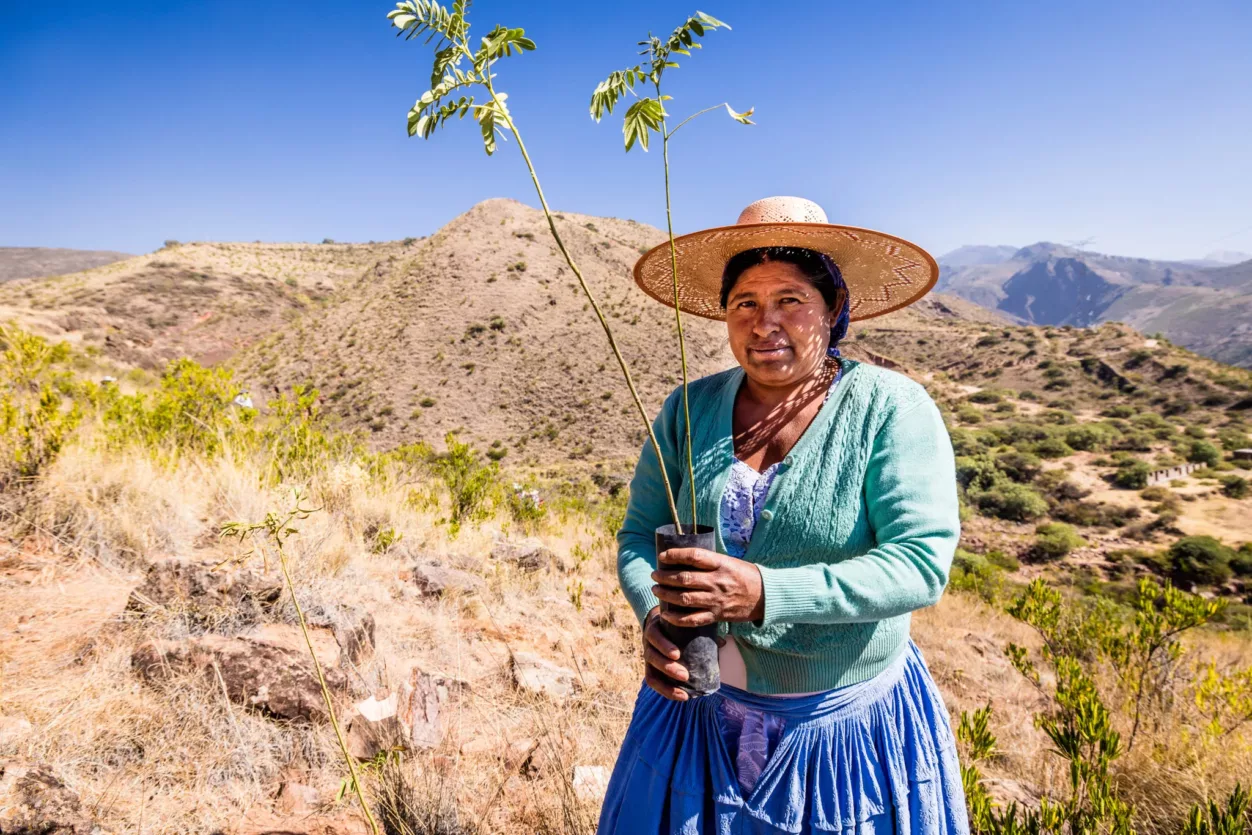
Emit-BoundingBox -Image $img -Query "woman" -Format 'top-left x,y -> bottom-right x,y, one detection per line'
600,197 -> 967,834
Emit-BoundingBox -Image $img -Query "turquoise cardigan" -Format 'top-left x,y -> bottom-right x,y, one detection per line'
616,359 -> 960,694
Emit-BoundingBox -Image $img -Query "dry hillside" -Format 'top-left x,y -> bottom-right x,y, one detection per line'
0,240 -> 410,367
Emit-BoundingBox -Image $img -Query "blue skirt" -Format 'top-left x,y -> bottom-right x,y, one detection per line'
598,642 -> 969,835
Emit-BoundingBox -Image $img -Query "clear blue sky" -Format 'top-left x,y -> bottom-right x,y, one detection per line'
3,0 -> 1250,261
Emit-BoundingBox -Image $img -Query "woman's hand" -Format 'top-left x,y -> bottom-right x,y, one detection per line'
642,606 -> 691,701
651,548 -> 765,627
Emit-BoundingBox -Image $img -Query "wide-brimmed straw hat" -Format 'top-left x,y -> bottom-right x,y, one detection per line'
632,196 -> 939,321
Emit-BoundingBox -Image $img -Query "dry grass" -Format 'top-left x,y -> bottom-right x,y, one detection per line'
2,432 -> 1251,833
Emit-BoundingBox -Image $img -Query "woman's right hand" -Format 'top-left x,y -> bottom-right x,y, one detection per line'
643,606 -> 690,701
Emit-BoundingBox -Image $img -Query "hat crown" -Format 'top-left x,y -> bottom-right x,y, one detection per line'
736,196 -> 828,226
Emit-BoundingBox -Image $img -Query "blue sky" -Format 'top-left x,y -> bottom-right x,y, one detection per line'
2,0 -> 1250,261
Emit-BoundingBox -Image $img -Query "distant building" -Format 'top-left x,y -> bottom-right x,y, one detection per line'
1234,449 -> 1252,462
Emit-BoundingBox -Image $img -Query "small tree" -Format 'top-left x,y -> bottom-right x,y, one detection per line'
388,0 -> 682,526
590,11 -> 752,527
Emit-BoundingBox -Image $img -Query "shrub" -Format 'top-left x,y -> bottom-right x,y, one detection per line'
949,548 -> 1002,602
104,358 -> 253,457
1113,460 -> 1151,489
968,481 -> 1049,522
956,405 -> 983,424
1168,535 -> 1234,588
0,326 -> 84,492
419,397 -> 436,408
1188,439 -> 1223,466
1221,476 -> 1249,499
1102,403 -> 1137,418
1052,500 -> 1141,528
1064,422 -> 1121,452
430,433 -> 498,535
967,390 -> 1002,404
1031,436 -> 1074,459
1139,486 -> 1170,502
1033,522 -> 1086,560
994,450 -> 1042,483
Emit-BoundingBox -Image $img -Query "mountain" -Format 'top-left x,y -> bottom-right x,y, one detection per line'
938,243 -> 1252,367
0,247 -> 133,284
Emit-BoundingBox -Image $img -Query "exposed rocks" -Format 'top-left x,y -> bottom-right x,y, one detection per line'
491,537 -> 555,573
0,759 -> 101,834
132,627 -> 348,723
572,764 -> 611,802
397,670 -> 442,751
511,651 -> 578,702
303,603 -> 376,665
125,557 -> 281,632
274,781 -> 321,816
410,561 -> 483,599
0,714 -> 33,747
346,693 -> 405,760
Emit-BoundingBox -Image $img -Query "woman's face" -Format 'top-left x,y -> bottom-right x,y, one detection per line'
724,261 -> 836,389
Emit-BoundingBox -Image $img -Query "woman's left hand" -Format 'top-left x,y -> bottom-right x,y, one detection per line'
651,548 -> 765,626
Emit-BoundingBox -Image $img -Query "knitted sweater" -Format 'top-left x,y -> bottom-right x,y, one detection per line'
616,359 -> 960,694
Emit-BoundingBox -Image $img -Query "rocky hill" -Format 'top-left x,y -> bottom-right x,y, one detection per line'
938,243 -> 1252,368
0,247 -> 132,284
0,240 -> 408,367
227,200 -> 1013,463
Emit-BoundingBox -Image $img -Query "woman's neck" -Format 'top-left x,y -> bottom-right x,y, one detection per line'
740,355 -> 840,411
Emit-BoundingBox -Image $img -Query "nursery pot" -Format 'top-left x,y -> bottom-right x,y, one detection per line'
655,523 -> 720,697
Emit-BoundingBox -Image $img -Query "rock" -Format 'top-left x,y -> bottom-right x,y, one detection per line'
125,557 -> 281,631
572,765 -> 610,802
132,630 -> 348,723
274,781 -> 321,816
459,736 -> 496,756
397,670 -> 442,750
411,562 -> 482,598
231,808 -> 373,835
0,759 -> 98,834
303,604 -> 376,665
0,714 -> 33,747
491,537 -> 555,573
506,738 -> 538,768
511,652 -> 577,702
346,693 -> 404,760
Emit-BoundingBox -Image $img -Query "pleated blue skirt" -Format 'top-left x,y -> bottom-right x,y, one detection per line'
598,641 -> 969,835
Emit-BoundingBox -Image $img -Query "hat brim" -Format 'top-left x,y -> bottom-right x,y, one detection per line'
632,222 -> 939,322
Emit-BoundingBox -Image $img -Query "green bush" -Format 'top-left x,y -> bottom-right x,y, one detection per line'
967,390 -> 1002,404
1168,535 -> 1234,588
1064,422 -> 1121,452
968,481 -> 1049,522
1031,436 -> 1075,459
430,432 -> 498,535
1221,476 -> 1249,499
103,358 -> 254,457
994,450 -> 1042,483
1188,439 -> 1223,466
0,326 -> 85,491
1033,522 -> 1086,560
956,405 -> 983,424
1113,460 -> 1151,489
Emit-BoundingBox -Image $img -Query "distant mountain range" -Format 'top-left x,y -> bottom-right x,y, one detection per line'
938,243 -> 1252,368
0,247 -> 133,284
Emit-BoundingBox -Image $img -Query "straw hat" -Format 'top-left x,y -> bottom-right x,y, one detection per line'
632,196 -> 939,321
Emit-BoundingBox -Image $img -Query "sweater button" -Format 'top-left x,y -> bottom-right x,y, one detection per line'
760,509 -> 774,521
783,455 -> 793,466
